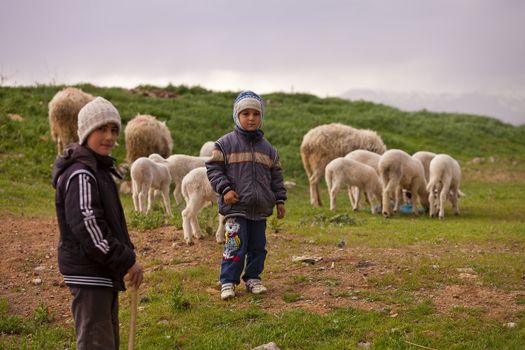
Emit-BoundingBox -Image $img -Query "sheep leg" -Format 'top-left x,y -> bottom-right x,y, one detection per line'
352,187 -> 362,212
181,205 -> 194,244
132,180 -> 140,211
309,170 -> 323,207
439,184 -> 450,219
348,186 -> 359,209
146,188 -> 155,213
393,187 -> 403,213
450,187 -> 460,215
428,190 -> 437,218
409,185 -> 420,215
366,191 -> 376,214
328,180 -> 340,211
190,207 -> 203,240
138,184 -> 147,212
173,183 -> 182,206
382,181 -> 395,217
216,214 -> 225,244
160,185 -> 172,216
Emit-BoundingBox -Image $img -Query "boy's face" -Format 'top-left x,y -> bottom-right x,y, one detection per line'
238,108 -> 262,131
86,123 -> 119,156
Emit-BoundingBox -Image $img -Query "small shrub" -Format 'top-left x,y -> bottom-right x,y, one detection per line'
0,315 -> 26,335
33,304 -> 53,326
169,284 -> 191,311
128,210 -> 180,230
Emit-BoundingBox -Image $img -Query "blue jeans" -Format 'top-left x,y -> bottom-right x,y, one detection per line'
220,217 -> 267,285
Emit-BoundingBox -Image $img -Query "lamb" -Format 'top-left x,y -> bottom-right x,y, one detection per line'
148,153 -> 209,205
427,154 -> 462,219
325,157 -> 382,213
48,87 -> 94,155
412,151 -> 437,182
344,149 -> 381,209
130,157 -> 172,216
180,167 -> 225,244
378,149 -> 429,217
199,141 -> 216,157
300,123 -> 386,207
124,114 -> 173,164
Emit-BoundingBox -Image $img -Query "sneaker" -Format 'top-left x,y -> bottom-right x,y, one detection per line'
245,279 -> 268,294
221,283 -> 235,300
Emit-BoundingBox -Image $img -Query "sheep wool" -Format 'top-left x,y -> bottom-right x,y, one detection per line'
125,114 -> 173,164
77,97 -> 121,145
48,87 -> 94,155
232,90 -> 264,130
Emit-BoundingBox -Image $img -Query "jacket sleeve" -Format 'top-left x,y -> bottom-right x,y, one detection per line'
64,171 -> 135,275
205,143 -> 233,196
271,151 -> 287,203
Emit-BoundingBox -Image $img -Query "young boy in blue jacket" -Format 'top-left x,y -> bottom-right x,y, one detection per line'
206,90 -> 287,300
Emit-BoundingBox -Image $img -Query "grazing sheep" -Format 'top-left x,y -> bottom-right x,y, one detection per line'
344,149 -> 382,208
325,157 -> 382,213
300,123 -> 386,207
48,87 -> 94,155
181,167 -> 225,244
427,154 -> 462,219
412,151 -> 437,182
124,114 -> 173,164
149,153 -> 209,205
378,149 -> 429,217
199,141 -> 216,157
130,157 -> 172,216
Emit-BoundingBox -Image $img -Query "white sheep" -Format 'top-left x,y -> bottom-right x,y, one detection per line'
427,154 -> 462,219
130,157 -> 172,216
325,157 -> 382,213
412,151 -> 437,182
48,87 -> 94,155
344,149 -> 382,209
199,141 -> 216,157
148,153 -> 209,205
180,167 -> 225,244
124,114 -> 173,164
378,149 -> 429,217
300,123 -> 386,207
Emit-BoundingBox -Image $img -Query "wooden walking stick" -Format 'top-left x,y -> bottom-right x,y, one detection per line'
128,285 -> 138,350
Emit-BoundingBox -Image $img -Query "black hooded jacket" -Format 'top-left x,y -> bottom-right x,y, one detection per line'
52,144 -> 135,291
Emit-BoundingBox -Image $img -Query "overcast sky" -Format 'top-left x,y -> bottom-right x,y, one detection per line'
1,0 -> 525,122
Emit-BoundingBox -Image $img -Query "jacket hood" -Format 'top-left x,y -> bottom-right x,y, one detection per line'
234,126 -> 264,141
52,144 -> 117,188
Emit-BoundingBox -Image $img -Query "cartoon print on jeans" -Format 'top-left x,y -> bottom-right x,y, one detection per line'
223,218 -> 241,261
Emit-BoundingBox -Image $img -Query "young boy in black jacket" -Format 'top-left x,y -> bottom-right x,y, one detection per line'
206,90 -> 286,300
52,97 -> 143,349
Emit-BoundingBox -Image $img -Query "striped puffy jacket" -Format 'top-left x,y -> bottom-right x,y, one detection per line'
206,127 -> 287,220
52,144 -> 135,291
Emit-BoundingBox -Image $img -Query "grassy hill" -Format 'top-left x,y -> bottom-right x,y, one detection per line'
1,84 -> 524,185
1,85 -> 525,349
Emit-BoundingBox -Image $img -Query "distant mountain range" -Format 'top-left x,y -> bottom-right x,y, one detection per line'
340,89 -> 525,126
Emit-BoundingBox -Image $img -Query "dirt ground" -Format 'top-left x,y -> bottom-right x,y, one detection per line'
1,216 -> 523,327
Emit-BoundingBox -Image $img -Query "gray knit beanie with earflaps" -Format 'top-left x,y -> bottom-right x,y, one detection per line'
232,90 -> 264,130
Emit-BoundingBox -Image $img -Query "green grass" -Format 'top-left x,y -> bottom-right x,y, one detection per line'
1,84 -> 524,349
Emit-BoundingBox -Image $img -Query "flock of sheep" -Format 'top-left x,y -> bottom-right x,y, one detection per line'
48,87 -> 463,245
301,123 -> 463,219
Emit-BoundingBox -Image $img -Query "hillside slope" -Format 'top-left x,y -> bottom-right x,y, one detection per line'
1,84 -> 524,182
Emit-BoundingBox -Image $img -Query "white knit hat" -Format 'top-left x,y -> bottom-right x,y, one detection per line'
77,97 -> 121,145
